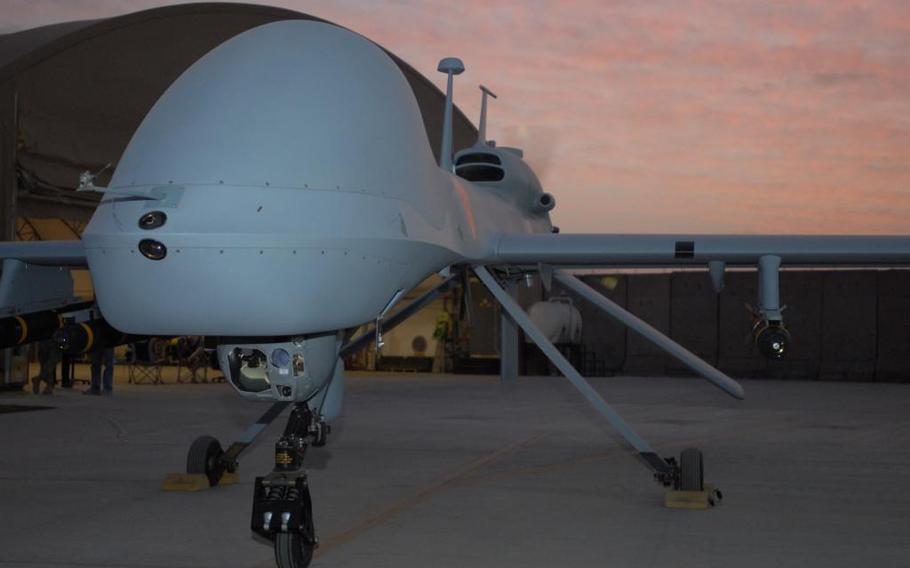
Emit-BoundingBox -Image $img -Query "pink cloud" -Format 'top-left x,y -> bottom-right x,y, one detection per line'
3,0 -> 909,234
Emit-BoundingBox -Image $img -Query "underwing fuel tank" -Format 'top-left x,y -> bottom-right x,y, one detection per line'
0,311 -> 60,348
0,301 -> 95,349
81,21 -> 456,337
53,319 -> 136,355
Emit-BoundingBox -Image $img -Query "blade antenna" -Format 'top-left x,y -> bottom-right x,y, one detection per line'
476,85 -> 498,147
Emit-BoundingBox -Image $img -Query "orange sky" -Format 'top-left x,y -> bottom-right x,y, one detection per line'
4,0 -> 910,234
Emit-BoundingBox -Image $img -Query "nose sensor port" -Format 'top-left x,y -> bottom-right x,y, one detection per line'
138,211 -> 167,230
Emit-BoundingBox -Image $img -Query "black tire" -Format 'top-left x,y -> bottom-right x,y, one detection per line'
679,448 -> 704,491
186,435 -> 225,487
312,422 -> 327,448
275,533 -> 314,568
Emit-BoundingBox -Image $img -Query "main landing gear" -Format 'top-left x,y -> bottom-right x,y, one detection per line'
475,266 -> 732,509
183,402 -> 328,568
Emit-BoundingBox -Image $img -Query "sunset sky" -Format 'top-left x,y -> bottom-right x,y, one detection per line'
3,0 -> 909,234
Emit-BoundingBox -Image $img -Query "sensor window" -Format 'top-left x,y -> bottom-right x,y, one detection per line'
138,239 -> 167,260
138,211 -> 167,230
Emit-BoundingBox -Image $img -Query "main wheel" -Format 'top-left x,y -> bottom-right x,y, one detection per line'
275,533 -> 314,568
186,435 -> 225,487
679,448 -> 704,491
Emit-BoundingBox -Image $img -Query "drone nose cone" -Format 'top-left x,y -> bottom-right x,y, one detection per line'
81,20 -> 453,336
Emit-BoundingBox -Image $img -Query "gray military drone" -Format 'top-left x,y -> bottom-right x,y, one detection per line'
2,20 -> 910,568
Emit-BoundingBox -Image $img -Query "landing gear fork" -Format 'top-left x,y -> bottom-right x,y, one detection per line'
251,403 -> 328,568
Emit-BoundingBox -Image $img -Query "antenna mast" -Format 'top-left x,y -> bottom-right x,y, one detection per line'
476,85 -> 497,146
437,57 -> 465,172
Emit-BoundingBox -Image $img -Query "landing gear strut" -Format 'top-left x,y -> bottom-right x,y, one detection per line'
181,400 -> 328,566
182,401 -> 292,490
476,266 -> 733,507
250,403 -> 328,568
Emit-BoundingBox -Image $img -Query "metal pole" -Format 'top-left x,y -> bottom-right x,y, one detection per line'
475,266 -> 658,456
0,85 -> 17,242
499,277 -> 519,381
553,270 -> 745,400
439,71 -> 455,171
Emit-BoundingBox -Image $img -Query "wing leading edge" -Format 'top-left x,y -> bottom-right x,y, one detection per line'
491,234 -> 910,266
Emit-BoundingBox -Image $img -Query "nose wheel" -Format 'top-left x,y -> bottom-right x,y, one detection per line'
250,403 -> 326,568
186,435 -> 227,487
275,533 -> 314,568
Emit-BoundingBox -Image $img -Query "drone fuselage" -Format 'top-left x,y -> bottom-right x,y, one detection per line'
81,20 -> 551,338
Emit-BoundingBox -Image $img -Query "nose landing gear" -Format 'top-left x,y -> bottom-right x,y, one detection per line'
251,403 -> 327,568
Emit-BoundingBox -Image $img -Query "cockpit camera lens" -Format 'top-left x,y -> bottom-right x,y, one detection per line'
138,239 -> 167,260
270,348 -> 291,368
138,211 -> 167,230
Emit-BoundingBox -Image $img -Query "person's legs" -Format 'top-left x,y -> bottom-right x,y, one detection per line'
60,354 -> 73,388
32,341 -> 50,394
38,360 -> 53,394
42,347 -> 60,394
102,348 -> 115,392
85,350 -> 102,394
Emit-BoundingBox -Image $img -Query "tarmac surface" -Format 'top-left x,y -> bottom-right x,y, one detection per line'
1,372 -> 908,568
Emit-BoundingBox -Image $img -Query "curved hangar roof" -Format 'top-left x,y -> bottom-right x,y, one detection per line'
0,2 -> 478,222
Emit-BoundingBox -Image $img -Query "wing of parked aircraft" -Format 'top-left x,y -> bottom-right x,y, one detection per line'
0,240 -> 86,266
490,233 -> 910,266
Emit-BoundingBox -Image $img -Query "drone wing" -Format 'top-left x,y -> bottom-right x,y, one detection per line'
477,232 -> 910,400
0,240 -> 87,267
490,233 -> 910,266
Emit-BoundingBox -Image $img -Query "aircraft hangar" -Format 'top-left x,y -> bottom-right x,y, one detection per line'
0,2 -> 476,239
0,4 -> 909,568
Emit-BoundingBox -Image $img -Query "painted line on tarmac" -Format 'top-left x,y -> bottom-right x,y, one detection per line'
457,410 -> 801,485
310,432 -> 544,561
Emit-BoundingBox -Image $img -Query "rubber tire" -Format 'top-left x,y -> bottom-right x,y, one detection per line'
275,533 -> 314,568
679,448 -> 704,491
186,435 -> 225,487
312,422 -> 327,448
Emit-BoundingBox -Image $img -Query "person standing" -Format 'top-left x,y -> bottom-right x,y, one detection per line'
60,353 -> 73,389
83,347 -> 115,396
31,339 -> 60,395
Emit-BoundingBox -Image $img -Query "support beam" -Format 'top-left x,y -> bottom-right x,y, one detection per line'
340,275 -> 459,358
475,266 -> 670,473
0,95 -> 17,390
499,277 -> 519,381
708,260 -> 725,293
0,85 -> 16,241
553,270 -> 744,400
758,255 -> 782,321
